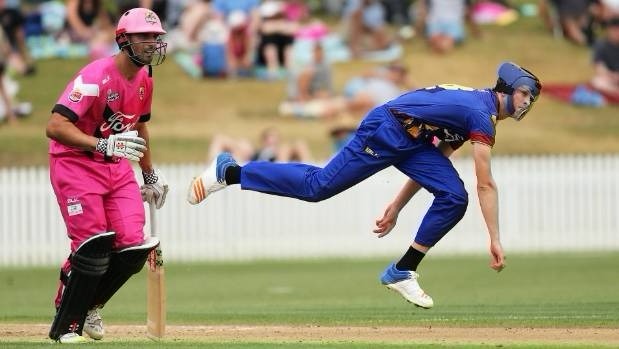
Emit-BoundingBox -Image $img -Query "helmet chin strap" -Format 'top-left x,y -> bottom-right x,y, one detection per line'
129,56 -> 146,67
502,94 -> 515,116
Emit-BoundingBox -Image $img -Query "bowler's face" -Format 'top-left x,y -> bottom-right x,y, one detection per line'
512,86 -> 536,120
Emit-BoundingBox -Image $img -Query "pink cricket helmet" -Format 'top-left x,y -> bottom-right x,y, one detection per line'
115,8 -> 167,66
116,8 -> 166,36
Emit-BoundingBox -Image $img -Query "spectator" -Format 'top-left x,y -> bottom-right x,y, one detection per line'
286,41 -> 333,102
415,0 -> 481,54
226,9 -> 254,77
255,0 -> 298,80
381,0 -> 415,39
279,41 -> 338,119
212,0 -> 261,76
279,61 -> 411,119
282,0 -> 310,22
0,0 -> 35,75
343,61 -> 413,113
538,0 -> 595,46
325,112 -> 358,154
591,0 -> 619,23
207,127 -> 312,164
0,25 -> 16,124
117,0 -> 168,20
164,0 -> 190,28
322,0 -> 346,18
207,133 -> 256,164
590,16 -> 619,97
64,0 -> 115,59
342,0 -> 392,58
253,127 -> 312,162
381,0 -> 414,27
212,0 -> 260,18
166,0 -> 214,52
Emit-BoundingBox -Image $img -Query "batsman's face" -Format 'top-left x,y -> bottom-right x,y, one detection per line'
128,33 -> 167,65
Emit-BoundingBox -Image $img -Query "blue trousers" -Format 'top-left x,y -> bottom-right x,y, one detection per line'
241,106 -> 468,246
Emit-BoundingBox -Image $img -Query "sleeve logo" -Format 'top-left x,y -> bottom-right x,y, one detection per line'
68,90 -> 83,102
67,75 -> 100,103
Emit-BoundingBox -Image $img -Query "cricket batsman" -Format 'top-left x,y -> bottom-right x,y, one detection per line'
46,8 -> 169,343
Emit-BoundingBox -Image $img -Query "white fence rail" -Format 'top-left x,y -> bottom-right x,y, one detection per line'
1,155 -> 618,266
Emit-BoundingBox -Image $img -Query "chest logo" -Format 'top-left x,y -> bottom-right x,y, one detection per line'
139,86 -> 145,101
106,89 -> 120,102
100,111 -> 138,134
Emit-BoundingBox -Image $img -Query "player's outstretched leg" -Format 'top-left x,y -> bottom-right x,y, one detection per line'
83,308 -> 104,340
380,263 -> 434,308
187,152 -> 238,204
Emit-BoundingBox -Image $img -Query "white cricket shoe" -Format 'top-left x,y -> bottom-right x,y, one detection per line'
83,308 -> 104,340
380,263 -> 434,309
187,152 -> 238,205
58,332 -> 88,344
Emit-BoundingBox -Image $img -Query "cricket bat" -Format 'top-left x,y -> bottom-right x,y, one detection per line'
147,204 -> 166,339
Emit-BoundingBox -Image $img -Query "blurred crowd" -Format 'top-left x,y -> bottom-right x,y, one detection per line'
1,0 -> 618,159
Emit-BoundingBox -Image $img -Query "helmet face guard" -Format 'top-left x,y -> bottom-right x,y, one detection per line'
117,33 -> 167,66
115,8 -> 167,66
494,62 -> 542,121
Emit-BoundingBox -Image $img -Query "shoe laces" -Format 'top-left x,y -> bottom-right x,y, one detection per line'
86,309 -> 102,326
401,272 -> 427,294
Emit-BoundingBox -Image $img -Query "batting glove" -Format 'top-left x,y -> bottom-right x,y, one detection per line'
141,169 -> 169,209
96,131 -> 147,162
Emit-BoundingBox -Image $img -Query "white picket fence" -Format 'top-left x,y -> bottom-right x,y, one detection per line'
1,155 -> 618,266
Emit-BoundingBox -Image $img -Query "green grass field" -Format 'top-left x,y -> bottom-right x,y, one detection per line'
1,254 -> 618,347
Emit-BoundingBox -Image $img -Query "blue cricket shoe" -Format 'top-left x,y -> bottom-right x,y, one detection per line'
380,263 -> 434,308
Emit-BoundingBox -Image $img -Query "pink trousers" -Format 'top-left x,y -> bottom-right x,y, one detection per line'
49,154 -> 145,307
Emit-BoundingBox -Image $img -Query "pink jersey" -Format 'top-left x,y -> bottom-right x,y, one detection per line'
49,56 -> 153,159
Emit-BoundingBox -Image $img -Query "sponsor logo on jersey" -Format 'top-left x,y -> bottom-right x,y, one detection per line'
139,86 -> 145,100
100,111 -> 138,134
441,129 -> 464,143
107,89 -> 120,102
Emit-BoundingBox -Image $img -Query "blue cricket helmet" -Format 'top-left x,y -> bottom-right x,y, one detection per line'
493,62 -> 542,120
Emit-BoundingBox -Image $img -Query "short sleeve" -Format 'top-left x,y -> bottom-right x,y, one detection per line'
469,111 -> 496,147
53,73 -> 101,122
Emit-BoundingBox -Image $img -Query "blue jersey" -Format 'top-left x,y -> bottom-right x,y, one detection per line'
385,85 -> 499,149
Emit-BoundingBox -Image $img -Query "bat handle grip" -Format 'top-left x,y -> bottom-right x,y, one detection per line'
149,203 -> 157,238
